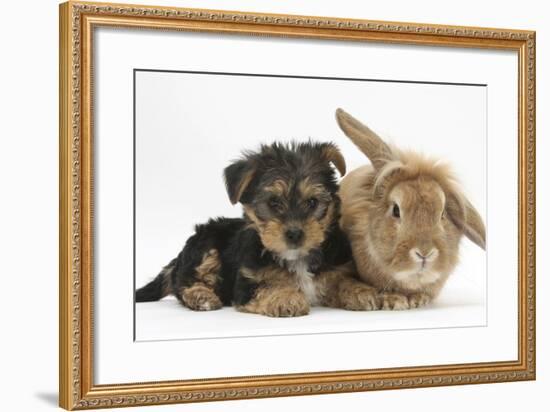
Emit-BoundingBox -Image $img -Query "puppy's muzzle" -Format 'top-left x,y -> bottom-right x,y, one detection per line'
285,227 -> 304,247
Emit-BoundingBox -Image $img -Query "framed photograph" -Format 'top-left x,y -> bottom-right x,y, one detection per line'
59,1 -> 536,409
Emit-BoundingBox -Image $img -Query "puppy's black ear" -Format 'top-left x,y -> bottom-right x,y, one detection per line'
321,143 -> 346,176
224,159 -> 256,205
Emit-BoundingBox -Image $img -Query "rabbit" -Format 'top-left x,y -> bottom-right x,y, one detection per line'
335,108 -> 486,310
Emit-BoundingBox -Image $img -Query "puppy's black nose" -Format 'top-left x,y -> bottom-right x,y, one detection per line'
285,228 -> 304,244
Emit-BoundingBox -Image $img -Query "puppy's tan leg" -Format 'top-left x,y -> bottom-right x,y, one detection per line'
179,283 -> 223,311
235,266 -> 310,317
195,249 -> 221,288
178,249 -> 223,311
317,264 -> 379,311
238,286 -> 310,317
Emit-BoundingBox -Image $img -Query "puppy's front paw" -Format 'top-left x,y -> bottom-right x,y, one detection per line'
408,293 -> 431,308
265,291 -> 310,317
379,292 -> 410,310
341,285 -> 379,311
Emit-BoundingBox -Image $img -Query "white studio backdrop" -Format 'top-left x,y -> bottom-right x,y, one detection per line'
93,26 -> 517,384
134,70 -> 488,341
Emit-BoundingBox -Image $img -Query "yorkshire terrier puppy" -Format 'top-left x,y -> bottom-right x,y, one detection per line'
136,141 -> 379,317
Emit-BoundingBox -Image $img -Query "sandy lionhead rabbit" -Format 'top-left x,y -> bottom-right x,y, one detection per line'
335,108 -> 486,310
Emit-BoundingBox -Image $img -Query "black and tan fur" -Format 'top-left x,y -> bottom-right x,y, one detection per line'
136,141 -> 379,317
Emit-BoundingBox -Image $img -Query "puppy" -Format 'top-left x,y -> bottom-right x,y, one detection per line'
136,141 -> 379,317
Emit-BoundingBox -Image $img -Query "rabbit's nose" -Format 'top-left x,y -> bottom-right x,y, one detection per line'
415,251 -> 427,260
411,247 -> 438,262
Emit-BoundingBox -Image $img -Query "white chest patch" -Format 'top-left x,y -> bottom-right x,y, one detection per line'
279,249 -> 302,261
287,259 -> 319,305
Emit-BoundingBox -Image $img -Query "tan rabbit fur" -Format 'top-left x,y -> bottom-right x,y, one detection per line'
336,109 -> 486,310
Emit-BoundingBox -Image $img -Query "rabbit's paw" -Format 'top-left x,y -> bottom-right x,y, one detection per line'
408,293 -> 432,308
341,284 -> 380,311
379,292 -> 410,310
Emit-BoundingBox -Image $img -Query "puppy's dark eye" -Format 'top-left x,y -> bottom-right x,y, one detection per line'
268,196 -> 282,210
306,197 -> 318,210
392,203 -> 401,218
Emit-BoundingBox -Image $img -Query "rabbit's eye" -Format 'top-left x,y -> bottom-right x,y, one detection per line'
392,203 -> 401,218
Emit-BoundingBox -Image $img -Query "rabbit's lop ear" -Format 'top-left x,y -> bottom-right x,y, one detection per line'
320,143 -> 346,176
461,198 -> 486,250
446,192 -> 486,250
335,108 -> 394,170
224,159 -> 256,205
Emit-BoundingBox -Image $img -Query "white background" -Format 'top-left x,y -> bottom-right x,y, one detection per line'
95,25 -> 513,384
135,70 -> 488,341
0,0 -> 547,411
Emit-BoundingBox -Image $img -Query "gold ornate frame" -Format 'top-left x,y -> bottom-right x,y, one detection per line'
59,1 -> 536,409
